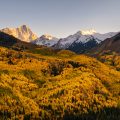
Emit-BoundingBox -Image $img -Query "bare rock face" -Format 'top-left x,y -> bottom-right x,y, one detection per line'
0,25 -> 38,42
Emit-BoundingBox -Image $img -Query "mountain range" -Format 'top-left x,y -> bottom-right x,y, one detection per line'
54,30 -> 117,53
0,25 -> 119,53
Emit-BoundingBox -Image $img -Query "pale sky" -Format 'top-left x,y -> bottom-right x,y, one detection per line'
0,0 -> 120,38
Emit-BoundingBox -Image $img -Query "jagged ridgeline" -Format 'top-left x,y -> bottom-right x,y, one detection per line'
0,32 -> 120,120
1,25 -> 118,54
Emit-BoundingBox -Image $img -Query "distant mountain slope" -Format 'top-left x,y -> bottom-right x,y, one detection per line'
54,30 -> 117,53
31,29 -> 117,53
67,39 -> 98,53
0,25 -> 38,42
90,32 -> 120,55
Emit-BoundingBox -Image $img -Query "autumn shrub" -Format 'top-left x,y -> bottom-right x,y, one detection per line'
31,47 -> 56,56
0,69 -> 9,75
0,87 -> 12,95
35,79 -> 46,87
21,69 -> 36,80
41,60 -> 68,76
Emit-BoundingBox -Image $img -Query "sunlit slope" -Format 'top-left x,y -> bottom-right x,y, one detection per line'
1,25 -> 38,42
0,47 -> 120,119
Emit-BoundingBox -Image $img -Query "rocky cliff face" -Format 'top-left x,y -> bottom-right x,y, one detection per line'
0,25 -> 38,42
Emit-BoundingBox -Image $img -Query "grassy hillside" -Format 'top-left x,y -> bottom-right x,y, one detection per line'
0,46 -> 120,120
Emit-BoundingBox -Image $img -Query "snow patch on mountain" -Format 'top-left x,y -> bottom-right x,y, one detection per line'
80,29 -> 96,35
93,32 -> 117,43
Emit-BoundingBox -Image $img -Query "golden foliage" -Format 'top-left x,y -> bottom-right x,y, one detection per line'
0,47 -> 120,119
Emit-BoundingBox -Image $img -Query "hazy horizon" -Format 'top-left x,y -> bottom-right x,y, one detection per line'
0,0 -> 120,37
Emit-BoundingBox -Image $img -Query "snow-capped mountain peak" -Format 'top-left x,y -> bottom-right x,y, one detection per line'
33,34 -> 59,47
41,34 -> 56,40
79,29 -> 96,35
